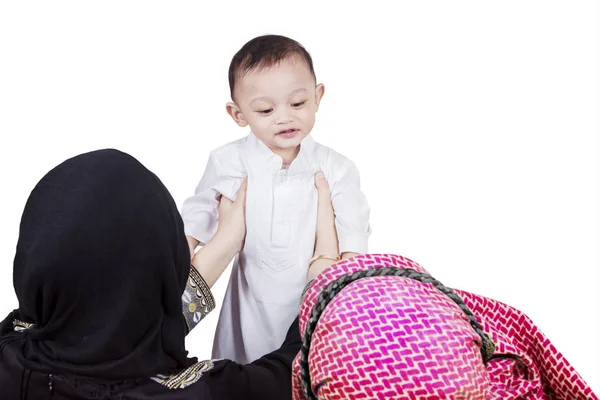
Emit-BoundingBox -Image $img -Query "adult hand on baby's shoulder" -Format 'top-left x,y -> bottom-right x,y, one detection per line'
314,171 -> 338,255
216,178 -> 248,253
190,179 -> 247,288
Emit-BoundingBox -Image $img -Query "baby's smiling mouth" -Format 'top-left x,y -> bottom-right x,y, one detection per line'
277,128 -> 298,135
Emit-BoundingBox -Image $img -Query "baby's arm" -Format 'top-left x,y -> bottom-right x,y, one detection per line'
329,159 -> 371,259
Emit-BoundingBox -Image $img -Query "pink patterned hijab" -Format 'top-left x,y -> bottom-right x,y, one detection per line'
292,254 -> 596,400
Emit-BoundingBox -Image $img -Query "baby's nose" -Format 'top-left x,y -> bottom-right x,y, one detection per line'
274,109 -> 293,124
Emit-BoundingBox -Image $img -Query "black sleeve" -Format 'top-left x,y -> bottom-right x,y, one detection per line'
203,317 -> 301,400
182,267 -> 216,335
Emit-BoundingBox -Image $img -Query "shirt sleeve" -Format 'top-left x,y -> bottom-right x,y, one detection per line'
329,159 -> 371,254
181,152 -> 244,245
181,266 -> 216,334
202,317 -> 301,400
181,153 -> 222,245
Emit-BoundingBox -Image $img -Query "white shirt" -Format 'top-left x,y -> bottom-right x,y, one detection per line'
182,132 -> 370,363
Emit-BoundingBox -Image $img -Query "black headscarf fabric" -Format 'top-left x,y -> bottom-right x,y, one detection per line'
0,149 -> 194,379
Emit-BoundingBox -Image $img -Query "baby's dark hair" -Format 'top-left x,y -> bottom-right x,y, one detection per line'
228,34 -> 316,100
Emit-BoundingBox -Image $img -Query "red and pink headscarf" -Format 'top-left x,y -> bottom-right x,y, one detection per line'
292,254 -> 596,400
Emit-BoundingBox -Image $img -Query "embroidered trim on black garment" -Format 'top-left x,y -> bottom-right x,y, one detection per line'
14,309 -> 215,391
13,319 -> 33,332
151,360 -> 216,389
182,266 -> 216,332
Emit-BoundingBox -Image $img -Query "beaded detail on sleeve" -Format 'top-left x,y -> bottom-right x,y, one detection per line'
151,359 -> 217,389
13,319 -> 34,332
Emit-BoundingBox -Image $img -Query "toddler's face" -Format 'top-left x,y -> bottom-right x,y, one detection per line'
227,56 -> 324,162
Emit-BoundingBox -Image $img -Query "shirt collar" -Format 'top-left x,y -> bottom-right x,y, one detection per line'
245,132 -> 319,174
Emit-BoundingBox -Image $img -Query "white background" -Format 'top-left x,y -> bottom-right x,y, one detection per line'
0,0 -> 597,392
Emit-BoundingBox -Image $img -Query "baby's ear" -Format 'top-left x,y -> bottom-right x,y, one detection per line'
315,83 -> 325,110
226,102 -> 248,127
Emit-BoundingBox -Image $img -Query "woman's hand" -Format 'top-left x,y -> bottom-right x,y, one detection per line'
215,178 -> 248,253
308,172 -> 340,281
191,178 -> 247,287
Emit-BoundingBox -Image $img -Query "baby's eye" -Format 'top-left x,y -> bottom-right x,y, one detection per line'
257,109 -> 273,115
292,101 -> 307,108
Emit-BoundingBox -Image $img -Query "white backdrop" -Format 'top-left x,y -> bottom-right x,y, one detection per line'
1,1 -> 597,392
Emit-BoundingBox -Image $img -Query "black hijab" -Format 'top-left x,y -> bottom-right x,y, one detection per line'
0,149 -> 194,380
